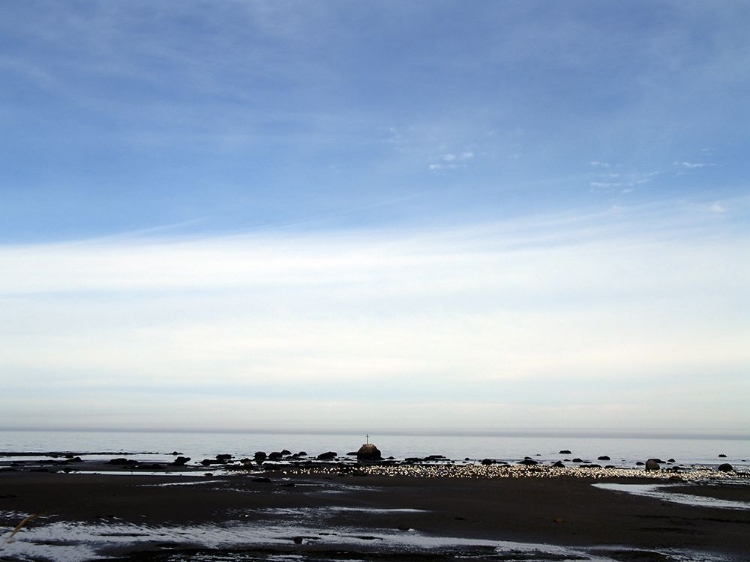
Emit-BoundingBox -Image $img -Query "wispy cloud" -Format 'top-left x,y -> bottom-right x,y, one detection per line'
675,161 -> 716,169
429,150 -> 475,171
1,200 -> 747,431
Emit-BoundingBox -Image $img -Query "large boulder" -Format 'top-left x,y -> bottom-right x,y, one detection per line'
717,463 -> 734,472
645,459 -> 661,471
356,443 -> 382,461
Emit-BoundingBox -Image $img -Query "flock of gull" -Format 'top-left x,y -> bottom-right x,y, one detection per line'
279,462 -> 748,481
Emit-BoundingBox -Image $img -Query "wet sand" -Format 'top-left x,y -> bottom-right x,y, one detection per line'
1,464 -> 749,560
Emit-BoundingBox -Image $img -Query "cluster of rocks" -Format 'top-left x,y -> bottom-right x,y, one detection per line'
7,443 -> 742,477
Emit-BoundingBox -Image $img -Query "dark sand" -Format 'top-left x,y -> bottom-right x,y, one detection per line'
0,465 -> 749,560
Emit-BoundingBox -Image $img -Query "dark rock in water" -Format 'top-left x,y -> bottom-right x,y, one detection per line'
717,463 -> 733,472
201,459 -> 213,466
254,451 -> 267,461
170,451 -> 181,456
572,458 -> 583,463
109,458 -> 137,466
559,450 -> 572,455
317,451 -> 337,460
268,452 -> 283,461
216,454 -> 232,463
551,461 -> 565,468
719,453 -> 727,458
481,458 -> 495,465
645,459 -> 660,471
425,454 -> 447,461
281,450 -> 292,456
297,451 -> 307,457
668,458 -> 676,463
598,455 -> 610,461
172,456 -> 190,466
356,443 -> 382,461
519,458 -> 538,466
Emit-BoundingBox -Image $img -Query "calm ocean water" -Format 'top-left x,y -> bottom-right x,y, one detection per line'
0,429 -> 747,468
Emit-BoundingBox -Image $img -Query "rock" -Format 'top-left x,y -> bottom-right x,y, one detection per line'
645,459 -> 660,471
717,463 -> 733,472
109,458 -> 137,466
635,461 -> 645,466
667,458 -> 676,463
481,458 -> 495,465
356,443 -> 382,461
519,458 -> 538,466
559,450 -> 572,455
172,456 -> 190,466
216,454 -> 232,463
268,452 -> 283,461
254,451 -> 267,461
572,458 -> 583,463
719,453 -> 727,458
551,461 -> 565,468
317,451 -> 337,460
598,455 -> 610,461
281,449 -> 292,456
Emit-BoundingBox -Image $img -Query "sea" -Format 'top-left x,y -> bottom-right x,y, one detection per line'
0,429 -> 748,468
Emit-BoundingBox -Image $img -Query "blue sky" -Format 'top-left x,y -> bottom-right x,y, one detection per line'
1,1 -> 748,434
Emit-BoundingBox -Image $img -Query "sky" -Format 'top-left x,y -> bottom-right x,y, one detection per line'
1,1 -> 748,436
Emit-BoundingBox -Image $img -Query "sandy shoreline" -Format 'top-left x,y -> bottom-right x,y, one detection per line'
0,459 -> 749,561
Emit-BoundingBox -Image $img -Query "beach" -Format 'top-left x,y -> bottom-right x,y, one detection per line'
1,457 -> 749,561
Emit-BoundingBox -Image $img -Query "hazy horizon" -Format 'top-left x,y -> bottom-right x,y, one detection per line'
1,2 -> 748,435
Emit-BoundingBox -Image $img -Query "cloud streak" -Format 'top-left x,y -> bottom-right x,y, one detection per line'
1,200 -> 748,432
